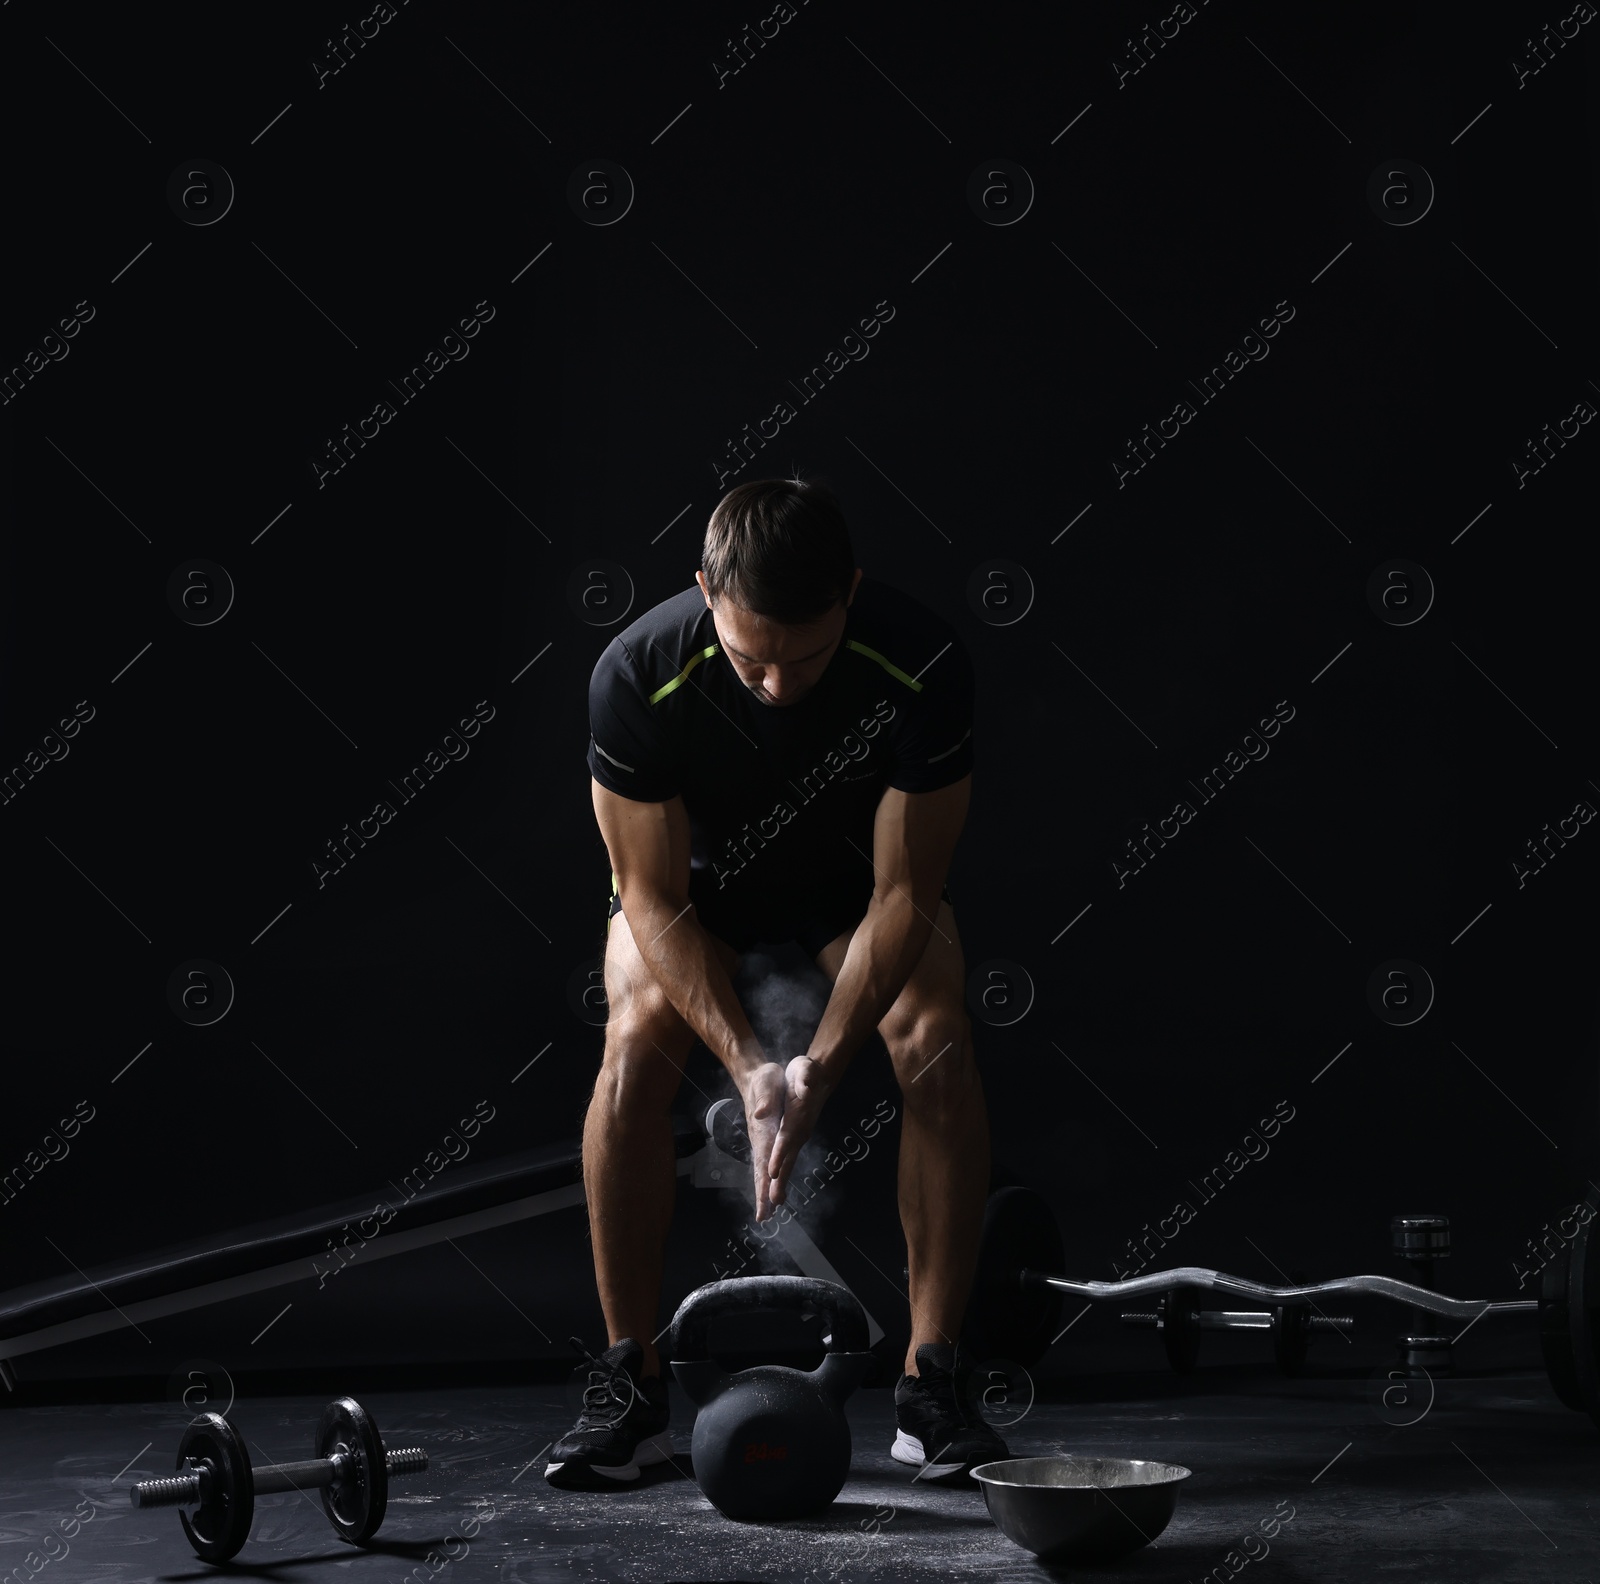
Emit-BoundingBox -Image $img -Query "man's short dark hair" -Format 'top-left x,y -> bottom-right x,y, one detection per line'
701,477 -> 855,625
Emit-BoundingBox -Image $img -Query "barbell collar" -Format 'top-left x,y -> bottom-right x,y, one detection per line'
1026,1266 -> 1538,1322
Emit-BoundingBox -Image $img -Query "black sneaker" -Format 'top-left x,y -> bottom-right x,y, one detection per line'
891,1341 -> 1011,1483
544,1337 -> 675,1489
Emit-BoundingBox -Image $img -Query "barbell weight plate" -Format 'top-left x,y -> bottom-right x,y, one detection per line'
962,1186 -> 1065,1368
176,1412 -> 254,1563
707,1097 -> 753,1164
1539,1241 -> 1583,1412
1565,1187 -> 1600,1431
1160,1288 -> 1202,1374
316,1397 -> 388,1546
1272,1306 -> 1309,1377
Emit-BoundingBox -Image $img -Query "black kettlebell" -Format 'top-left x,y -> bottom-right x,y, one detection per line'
667,1275 -> 874,1521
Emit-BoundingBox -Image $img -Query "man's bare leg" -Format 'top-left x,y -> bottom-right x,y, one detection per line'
583,1049 -> 682,1380
896,1017 -> 990,1374
581,911 -> 740,1379
812,897 -> 990,1377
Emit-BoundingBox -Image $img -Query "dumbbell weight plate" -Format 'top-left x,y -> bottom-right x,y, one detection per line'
316,1396 -> 388,1545
1160,1288 -> 1202,1374
176,1412 -> 255,1563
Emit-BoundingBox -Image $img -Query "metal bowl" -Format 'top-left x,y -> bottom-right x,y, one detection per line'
972,1455 -> 1192,1563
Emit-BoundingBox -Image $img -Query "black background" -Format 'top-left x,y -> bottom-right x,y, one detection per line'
1,1 -> 1596,1381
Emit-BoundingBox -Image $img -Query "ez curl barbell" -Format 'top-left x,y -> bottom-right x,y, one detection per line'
964,1186 -> 1596,1428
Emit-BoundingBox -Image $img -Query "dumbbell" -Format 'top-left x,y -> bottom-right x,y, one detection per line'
1119,1286 -> 1354,1376
131,1396 -> 427,1562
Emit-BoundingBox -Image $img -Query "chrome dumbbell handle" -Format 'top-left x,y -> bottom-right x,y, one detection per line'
133,1446 -> 428,1508
254,1453 -> 348,1497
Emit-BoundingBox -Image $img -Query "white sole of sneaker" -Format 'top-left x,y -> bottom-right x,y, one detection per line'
546,1431 -> 676,1484
890,1429 -> 965,1479
633,1430 -> 677,1468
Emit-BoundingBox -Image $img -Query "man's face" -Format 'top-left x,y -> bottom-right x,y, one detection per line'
696,568 -> 863,707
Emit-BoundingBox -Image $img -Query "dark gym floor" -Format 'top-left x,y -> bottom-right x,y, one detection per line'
6,1348 -> 1594,1584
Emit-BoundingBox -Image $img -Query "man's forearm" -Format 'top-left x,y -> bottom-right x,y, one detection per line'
622,891 -> 766,1080
808,891 -> 934,1085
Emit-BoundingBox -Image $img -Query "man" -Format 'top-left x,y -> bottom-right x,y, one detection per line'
546,476 -> 1007,1491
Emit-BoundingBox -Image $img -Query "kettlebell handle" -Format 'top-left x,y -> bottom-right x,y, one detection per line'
665,1275 -> 870,1362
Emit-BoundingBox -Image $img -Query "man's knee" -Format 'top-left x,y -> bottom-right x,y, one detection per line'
887,1008 -> 976,1101
593,995 -> 694,1113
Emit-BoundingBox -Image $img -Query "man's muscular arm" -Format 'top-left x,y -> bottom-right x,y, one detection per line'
812,772 -> 971,1081
591,778 -> 762,1070
591,778 -> 787,1217
767,772 -> 972,1203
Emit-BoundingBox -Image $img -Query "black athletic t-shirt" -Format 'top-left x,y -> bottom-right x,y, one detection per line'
586,576 -> 974,913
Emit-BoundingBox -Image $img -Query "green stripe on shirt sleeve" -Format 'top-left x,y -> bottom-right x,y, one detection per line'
844,638 -> 924,691
648,644 -> 720,705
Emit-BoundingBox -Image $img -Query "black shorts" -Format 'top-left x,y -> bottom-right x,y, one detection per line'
605,869 -> 954,961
